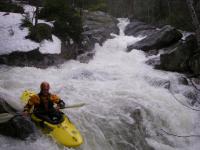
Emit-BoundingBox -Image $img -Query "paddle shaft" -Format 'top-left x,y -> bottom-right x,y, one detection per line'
62,103 -> 86,109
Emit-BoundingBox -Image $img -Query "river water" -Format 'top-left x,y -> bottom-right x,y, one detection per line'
0,19 -> 199,150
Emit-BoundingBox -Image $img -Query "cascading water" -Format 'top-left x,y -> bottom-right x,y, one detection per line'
0,18 -> 200,150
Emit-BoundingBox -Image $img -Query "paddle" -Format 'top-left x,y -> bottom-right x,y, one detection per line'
20,90 -> 86,109
20,90 -> 36,104
62,103 -> 86,109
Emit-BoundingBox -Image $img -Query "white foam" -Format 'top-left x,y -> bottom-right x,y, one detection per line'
0,18 -> 199,150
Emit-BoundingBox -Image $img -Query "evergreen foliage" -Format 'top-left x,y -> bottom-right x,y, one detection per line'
0,1 -> 24,13
106,0 -> 196,31
26,23 -> 52,43
20,14 -> 33,28
39,0 -> 83,42
69,0 -> 107,12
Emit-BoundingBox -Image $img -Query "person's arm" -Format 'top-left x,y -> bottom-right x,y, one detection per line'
50,94 -> 65,109
57,99 -> 65,109
23,95 -> 40,114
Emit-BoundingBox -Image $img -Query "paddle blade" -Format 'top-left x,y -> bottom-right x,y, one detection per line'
20,90 -> 36,104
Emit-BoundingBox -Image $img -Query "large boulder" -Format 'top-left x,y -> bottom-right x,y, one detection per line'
156,34 -> 198,72
0,96 -> 35,140
124,20 -> 156,37
0,49 -> 66,68
81,11 -> 119,51
0,114 -> 35,140
0,97 -> 17,113
61,11 -> 119,63
127,25 -> 182,52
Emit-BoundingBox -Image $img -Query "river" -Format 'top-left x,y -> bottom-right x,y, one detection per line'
0,19 -> 199,150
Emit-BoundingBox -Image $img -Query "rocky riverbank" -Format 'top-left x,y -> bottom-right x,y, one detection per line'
126,19 -> 200,75
0,10 -> 119,68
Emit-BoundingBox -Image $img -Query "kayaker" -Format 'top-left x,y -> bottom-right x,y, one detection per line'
23,81 -> 65,123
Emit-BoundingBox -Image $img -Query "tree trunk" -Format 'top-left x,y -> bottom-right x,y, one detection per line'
186,0 -> 200,48
34,6 -> 39,26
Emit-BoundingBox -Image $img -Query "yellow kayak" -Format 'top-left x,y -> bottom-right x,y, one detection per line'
31,113 -> 83,147
21,90 -> 83,147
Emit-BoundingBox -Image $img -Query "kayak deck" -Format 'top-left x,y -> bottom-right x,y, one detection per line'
31,114 -> 83,147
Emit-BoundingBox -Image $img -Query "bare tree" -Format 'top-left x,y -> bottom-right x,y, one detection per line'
31,0 -> 42,26
35,5 -> 39,25
186,0 -> 200,48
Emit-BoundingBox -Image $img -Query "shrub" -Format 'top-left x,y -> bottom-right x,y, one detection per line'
39,0 -> 83,43
26,23 -> 52,43
0,2 -> 24,13
38,0 -> 70,21
53,20 -> 70,41
20,13 -> 33,28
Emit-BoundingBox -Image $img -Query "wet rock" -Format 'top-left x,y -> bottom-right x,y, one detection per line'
183,88 -> 200,106
145,57 -> 160,66
91,106 -> 154,150
0,98 -> 16,113
156,34 -> 198,72
187,78 -> 200,105
178,77 -> 188,85
0,11 -> 119,67
82,11 -> 119,51
147,78 -> 170,89
125,20 -> 156,37
145,49 -> 159,56
191,77 -> 200,85
0,49 -> 66,68
130,109 -> 154,150
77,52 -> 95,63
0,115 -> 35,140
184,91 -> 198,103
127,25 -> 182,52
0,98 -> 35,140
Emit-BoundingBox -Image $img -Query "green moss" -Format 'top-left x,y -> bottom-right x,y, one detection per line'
26,23 -> 52,43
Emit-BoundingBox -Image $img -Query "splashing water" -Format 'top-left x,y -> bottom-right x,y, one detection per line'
0,18 -> 200,150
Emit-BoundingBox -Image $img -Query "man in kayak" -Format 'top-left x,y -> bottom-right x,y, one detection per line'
23,81 -> 65,124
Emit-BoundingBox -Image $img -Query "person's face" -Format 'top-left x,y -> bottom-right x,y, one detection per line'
41,84 -> 50,96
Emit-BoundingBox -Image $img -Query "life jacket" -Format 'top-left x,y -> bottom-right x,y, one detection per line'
34,93 -> 54,113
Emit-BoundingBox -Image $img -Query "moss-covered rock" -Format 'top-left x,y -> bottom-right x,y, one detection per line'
26,23 -> 52,43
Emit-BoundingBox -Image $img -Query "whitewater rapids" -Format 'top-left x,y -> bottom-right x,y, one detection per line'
0,19 -> 199,150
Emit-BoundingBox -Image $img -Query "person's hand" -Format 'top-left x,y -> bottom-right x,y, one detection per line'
55,106 -> 60,112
